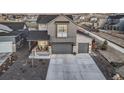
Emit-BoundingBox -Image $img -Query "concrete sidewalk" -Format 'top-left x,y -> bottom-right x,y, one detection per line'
46,54 -> 106,80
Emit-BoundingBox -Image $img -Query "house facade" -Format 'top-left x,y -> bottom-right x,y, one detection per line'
102,15 -> 124,32
47,15 -> 77,54
28,14 -> 78,56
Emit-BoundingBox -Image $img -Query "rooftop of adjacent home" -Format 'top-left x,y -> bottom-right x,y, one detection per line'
108,15 -> 124,19
37,14 -> 73,23
0,31 -> 24,36
0,22 -> 27,31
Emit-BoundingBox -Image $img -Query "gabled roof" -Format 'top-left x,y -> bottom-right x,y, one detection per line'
37,15 -> 58,24
37,14 -> 73,24
27,30 -> 50,41
0,22 -> 27,31
0,24 -> 13,33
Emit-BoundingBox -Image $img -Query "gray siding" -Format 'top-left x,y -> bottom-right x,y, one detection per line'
0,42 -> 14,52
0,36 -> 15,43
47,15 -> 77,44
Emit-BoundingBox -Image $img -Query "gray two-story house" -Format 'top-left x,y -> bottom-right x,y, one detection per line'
28,14 -> 78,55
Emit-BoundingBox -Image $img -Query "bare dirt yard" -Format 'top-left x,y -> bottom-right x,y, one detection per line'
0,44 -> 50,80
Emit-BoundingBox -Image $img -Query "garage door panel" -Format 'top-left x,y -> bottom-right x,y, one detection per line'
78,43 -> 89,53
52,44 -> 73,54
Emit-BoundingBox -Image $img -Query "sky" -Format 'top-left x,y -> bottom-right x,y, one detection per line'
0,0 -> 123,13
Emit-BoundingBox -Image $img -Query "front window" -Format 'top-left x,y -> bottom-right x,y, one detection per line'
57,24 -> 68,37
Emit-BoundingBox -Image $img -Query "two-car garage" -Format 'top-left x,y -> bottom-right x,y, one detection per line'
51,43 -> 90,54
51,34 -> 92,54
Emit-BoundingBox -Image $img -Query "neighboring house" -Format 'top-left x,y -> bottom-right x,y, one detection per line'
114,17 -> 124,31
27,14 -> 84,59
90,16 -> 97,22
103,15 -> 124,32
26,21 -> 38,30
0,22 -> 28,53
97,17 -> 107,29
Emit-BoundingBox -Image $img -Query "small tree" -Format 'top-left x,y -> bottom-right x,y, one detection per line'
92,39 -> 97,51
101,40 -> 108,50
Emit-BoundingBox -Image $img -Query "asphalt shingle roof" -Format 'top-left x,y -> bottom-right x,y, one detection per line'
27,30 -> 50,41
0,22 -> 26,31
37,15 -> 73,23
108,15 -> 124,19
37,15 -> 58,23
0,31 -> 23,36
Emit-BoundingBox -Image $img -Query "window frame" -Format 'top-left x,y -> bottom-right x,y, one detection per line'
56,23 -> 68,38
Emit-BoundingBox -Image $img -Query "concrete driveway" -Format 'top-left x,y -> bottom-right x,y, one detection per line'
46,54 -> 106,80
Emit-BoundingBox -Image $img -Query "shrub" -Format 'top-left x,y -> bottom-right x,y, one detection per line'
100,40 -> 108,50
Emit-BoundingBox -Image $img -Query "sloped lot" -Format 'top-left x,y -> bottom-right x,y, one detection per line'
46,54 -> 106,80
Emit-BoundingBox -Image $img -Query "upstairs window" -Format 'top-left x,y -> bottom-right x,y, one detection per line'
57,24 -> 68,37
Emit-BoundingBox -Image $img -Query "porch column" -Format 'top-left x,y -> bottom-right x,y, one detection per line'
49,46 -> 52,54
29,41 -> 31,51
73,45 -> 77,53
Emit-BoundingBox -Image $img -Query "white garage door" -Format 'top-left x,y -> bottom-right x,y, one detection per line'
0,42 -> 13,53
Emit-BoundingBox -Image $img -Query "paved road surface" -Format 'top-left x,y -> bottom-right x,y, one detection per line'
46,54 -> 106,80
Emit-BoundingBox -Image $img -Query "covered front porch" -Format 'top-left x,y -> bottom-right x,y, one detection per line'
29,41 -> 51,59
27,31 -> 51,59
